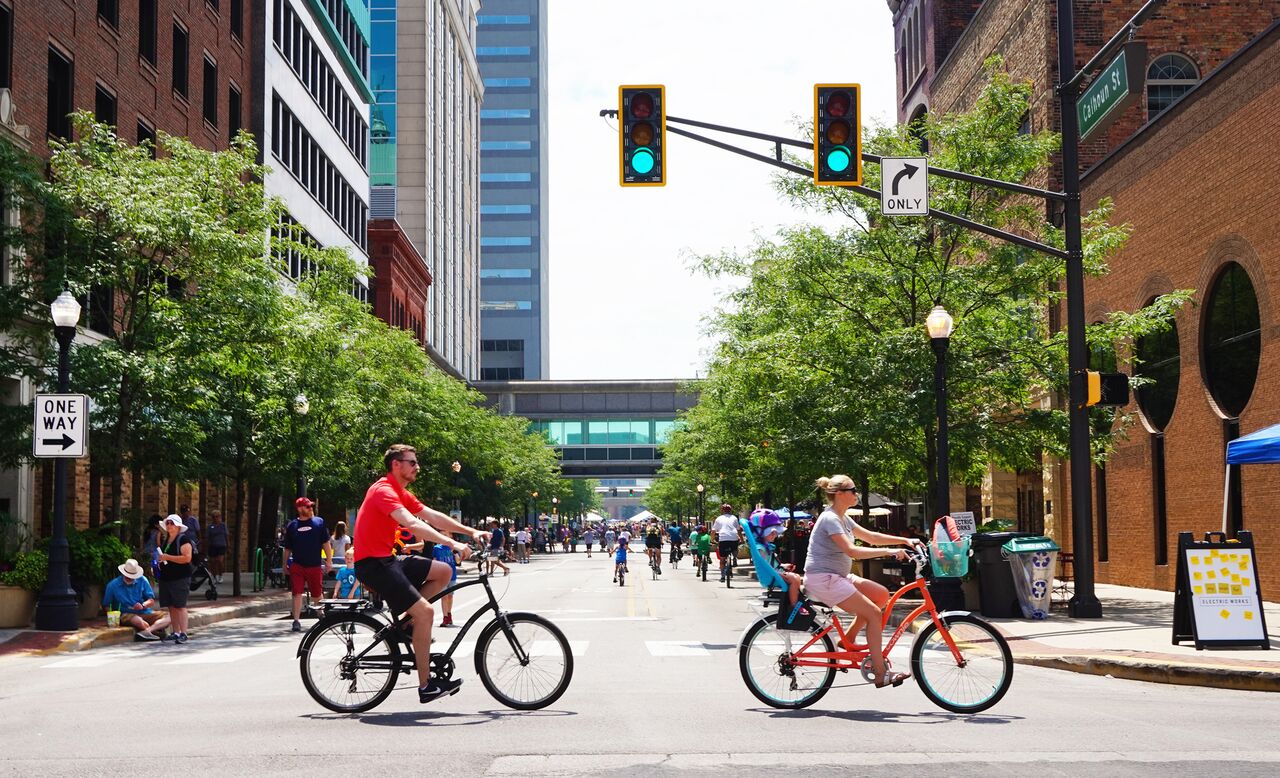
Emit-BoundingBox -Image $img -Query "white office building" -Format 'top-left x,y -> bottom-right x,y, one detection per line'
256,0 -> 373,301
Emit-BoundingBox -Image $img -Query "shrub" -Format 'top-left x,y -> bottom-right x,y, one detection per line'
0,549 -> 49,592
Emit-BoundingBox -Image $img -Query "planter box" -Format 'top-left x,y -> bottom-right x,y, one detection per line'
77,583 -> 103,620
0,585 -> 36,628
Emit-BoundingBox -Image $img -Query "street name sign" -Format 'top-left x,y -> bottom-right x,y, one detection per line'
1077,41 -> 1147,142
880,157 -> 928,215
33,393 -> 89,458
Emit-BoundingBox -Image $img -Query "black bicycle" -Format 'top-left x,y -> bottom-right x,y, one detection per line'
297,549 -> 573,713
698,551 -> 709,581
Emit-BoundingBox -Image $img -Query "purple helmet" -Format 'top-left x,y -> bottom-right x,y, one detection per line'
749,508 -> 784,538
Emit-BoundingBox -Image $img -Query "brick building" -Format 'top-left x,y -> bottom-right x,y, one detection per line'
889,1 -> 1280,589
368,218 -> 432,349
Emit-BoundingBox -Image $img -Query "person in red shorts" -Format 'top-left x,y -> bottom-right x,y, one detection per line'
353,444 -> 488,703
285,497 -> 333,633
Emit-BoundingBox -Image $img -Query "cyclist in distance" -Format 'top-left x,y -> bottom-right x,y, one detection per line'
667,520 -> 683,565
709,504 -> 741,582
644,517 -> 664,574
352,444 -> 489,703
805,474 -> 925,688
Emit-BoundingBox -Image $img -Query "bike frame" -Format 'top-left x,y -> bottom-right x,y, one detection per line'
789,575 -> 966,670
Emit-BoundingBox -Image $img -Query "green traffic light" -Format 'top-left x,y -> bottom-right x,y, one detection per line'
826,146 -> 851,173
631,148 -> 656,175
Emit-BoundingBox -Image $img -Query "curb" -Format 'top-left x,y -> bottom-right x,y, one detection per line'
30,592 -> 289,656
885,608 -> 1280,692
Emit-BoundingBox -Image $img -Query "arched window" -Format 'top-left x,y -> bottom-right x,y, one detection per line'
909,105 -> 929,153
1134,315 -> 1180,431
1147,54 -> 1198,119
1089,333 -> 1118,562
1202,262 -> 1261,418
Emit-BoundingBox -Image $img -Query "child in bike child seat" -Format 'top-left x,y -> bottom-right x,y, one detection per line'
745,509 -> 803,610
613,541 -> 629,582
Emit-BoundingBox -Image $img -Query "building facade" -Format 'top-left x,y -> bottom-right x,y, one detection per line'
369,0 -> 482,379
891,0 -> 1280,589
254,0 -> 372,298
476,0 -> 548,381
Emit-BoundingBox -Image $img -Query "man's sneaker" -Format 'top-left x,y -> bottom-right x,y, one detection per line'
440,614 -> 454,628
291,619 -> 302,633
612,576 -> 617,583
135,630 -> 159,642
418,677 -> 462,703
175,632 -> 188,644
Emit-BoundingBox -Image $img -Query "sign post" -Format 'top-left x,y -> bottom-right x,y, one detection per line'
1077,41 -> 1147,142
880,157 -> 929,216
33,394 -> 89,458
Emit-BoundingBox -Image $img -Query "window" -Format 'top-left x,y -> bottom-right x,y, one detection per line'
47,47 -> 74,140
1147,54 -> 1198,119
136,119 -> 156,157
138,1 -> 157,65
480,269 -> 532,279
477,46 -> 531,57
477,15 -> 531,25
1202,262 -> 1260,418
94,84 -> 117,128
98,0 -> 118,28
230,0 -> 242,40
228,84 -> 241,141
1089,333 -> 1117,563
481,204 -> 532,215
480,173 -> 532,183
480,109 -> 531,119
480,237 -> 532,247
206,0 -> 219,12
0,3 -> 12,89
1134,317 -> 1180,432
172,23 -> 189,98
483,77 -> 531,88
202,55 -> 218,127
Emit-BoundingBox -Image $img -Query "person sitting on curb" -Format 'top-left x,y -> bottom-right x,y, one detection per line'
103,559 -> 171,641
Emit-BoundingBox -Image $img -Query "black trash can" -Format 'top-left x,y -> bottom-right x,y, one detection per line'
971,531 -> 1032,618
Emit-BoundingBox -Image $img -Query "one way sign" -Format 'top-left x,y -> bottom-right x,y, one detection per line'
880,157 -> 928,216
33,394 -> 89,458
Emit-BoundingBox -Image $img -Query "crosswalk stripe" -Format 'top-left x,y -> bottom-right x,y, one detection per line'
163,646 -> 277,665
41,653 -> 129,668
646,640 -> 711,657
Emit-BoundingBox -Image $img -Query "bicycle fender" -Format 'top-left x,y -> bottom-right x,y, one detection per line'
736,615 -> 773,650
933,610 -> 973,621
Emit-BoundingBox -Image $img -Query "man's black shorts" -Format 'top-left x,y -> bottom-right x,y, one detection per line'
645,536 -> 662,549
718,539 -> 739,558
354,555 -> 432,616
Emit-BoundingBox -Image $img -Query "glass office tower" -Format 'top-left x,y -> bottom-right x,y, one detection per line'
477,1 -> 549,380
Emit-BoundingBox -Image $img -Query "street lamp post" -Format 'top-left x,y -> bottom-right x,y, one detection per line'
696,483 -> 705,526
527,490 -> 538,531
925,303 -> 954,519
34,291 -> 82,631
293,393 -> 309,504
451,460 -> 462,522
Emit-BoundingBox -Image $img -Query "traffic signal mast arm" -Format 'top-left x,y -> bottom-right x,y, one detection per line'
602,109 -> 1070,260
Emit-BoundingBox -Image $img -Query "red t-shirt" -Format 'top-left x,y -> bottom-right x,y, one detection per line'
353,476 -> 424,562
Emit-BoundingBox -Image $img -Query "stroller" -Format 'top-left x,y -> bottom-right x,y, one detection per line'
188,552 -> 219,601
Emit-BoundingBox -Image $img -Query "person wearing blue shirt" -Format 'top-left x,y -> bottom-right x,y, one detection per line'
613,542 -> 629,584
330,553 -> 362,600
102,559 -> 170,641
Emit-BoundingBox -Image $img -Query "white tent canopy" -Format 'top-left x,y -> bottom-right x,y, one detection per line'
629,509 -> 659,524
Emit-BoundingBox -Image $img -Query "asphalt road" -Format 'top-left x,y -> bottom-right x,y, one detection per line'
4,548 -> 1280,777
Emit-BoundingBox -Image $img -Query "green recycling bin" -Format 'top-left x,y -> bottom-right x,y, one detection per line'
1002,535 -> 1060,619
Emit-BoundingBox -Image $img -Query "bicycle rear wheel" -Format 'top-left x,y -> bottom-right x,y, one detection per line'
299,613 -> 402,713
739,614 -> 836,709
911,613 -> 1013,713
475,612 -> 573,710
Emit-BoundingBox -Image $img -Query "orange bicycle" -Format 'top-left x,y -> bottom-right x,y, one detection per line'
738,546 -> 1013,713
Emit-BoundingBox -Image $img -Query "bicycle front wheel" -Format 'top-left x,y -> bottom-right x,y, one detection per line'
739,614 -> 836,709
475,612 -> 574,710
911,613 -> 1013,713
299,613 -> 402,713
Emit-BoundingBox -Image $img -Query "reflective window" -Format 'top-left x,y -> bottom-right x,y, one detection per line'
477,46 -> 531,56
477,15 -> 531,25
1203,262 -> 1261,417
481,109 -> 532,119
484,77 -> 531,88
481,141 -> 532,151
1134,306 -> 1180,431
480,268 -> 532,278
1147,54 -> 1198,119
481,204 -> 532,215
481,172 -> 532,182
481,236 -> 532,247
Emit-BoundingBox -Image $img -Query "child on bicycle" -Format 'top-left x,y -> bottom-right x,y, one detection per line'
612,540 -> 629,583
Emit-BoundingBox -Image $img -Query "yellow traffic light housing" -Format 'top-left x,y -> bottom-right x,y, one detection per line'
1085,371 -> 1130,407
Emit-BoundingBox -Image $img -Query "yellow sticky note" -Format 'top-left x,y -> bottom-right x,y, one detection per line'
1221,609 -> 1232,620
1232,574 -> 1240,583
1194,571 -> 1203,580
1228,553 -> 1238,561
1221,567 -> 1233,577
1193,586 -> 1204,595
1243,578 -> 1252,587
1239,561 -> 1249,571
1190,556 -> 1201,565
1207,570 -> 1217,579
1231,585 -> 1243,596
1245,611 -> 1255,620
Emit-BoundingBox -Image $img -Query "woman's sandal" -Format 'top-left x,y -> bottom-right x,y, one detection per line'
874,669 -> 911,688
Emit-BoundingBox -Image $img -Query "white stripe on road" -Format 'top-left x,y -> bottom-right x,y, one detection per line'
645,640 -> 711,657
41,652 -> 132,668
162,646 -> 277,665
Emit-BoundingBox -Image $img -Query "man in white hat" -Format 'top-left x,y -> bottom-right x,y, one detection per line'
102,558 -> 171,641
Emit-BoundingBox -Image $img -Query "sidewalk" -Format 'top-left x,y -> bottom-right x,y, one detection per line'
887,582 -> 1280,692
0,574 -> 289,657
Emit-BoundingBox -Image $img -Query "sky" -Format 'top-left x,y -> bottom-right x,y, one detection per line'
546,0 -> 897,380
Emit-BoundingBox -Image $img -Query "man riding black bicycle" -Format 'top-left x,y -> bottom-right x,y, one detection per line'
643,518 -> 663,574
352,444 -> 488,703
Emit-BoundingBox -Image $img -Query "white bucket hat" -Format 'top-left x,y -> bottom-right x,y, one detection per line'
118,558 -> 146,580
163,514 -> 187,532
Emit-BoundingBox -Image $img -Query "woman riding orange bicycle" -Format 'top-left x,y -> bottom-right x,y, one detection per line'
804,474 -> 925,688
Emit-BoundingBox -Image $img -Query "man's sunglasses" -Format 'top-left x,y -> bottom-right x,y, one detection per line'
397,458 -> 420,467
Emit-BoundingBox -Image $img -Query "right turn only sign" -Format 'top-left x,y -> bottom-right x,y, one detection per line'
881,157 -> 928,216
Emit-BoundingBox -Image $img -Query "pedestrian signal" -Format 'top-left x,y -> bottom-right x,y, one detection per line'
1086,371 -> 1130,407
814,84 -> 861,186
619,86 -> 666,186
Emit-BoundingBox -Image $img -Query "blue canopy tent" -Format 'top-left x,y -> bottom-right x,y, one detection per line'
1223,423 -> 1280,531
773,507 -> 811,520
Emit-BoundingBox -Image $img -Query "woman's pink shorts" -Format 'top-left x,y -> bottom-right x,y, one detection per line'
803,572 -> 867,606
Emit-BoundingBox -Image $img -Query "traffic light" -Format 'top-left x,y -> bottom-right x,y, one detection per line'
610,487 -> 618,497
1086,371 -> 1131,407
813,84 -> 862,186
619,85 -> 666,186
629,488 -> 635,497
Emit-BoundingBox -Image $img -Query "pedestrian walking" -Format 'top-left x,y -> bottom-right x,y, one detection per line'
584,528 -> 596,558
515,527 -> 531,563
284,497 -> 333,633
604,528 -> 616,554
205,510 -> 228,583
179,504 -> 201,550
487,520 -> 510,576
156,514 -> 195,643
102,558 -> 170,641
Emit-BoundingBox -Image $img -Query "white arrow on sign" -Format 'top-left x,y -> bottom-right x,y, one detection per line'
880,156 -> 929,216
33,393 -> 89,458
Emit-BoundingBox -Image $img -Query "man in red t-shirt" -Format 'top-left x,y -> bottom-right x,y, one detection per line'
353,444 -> 488,703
